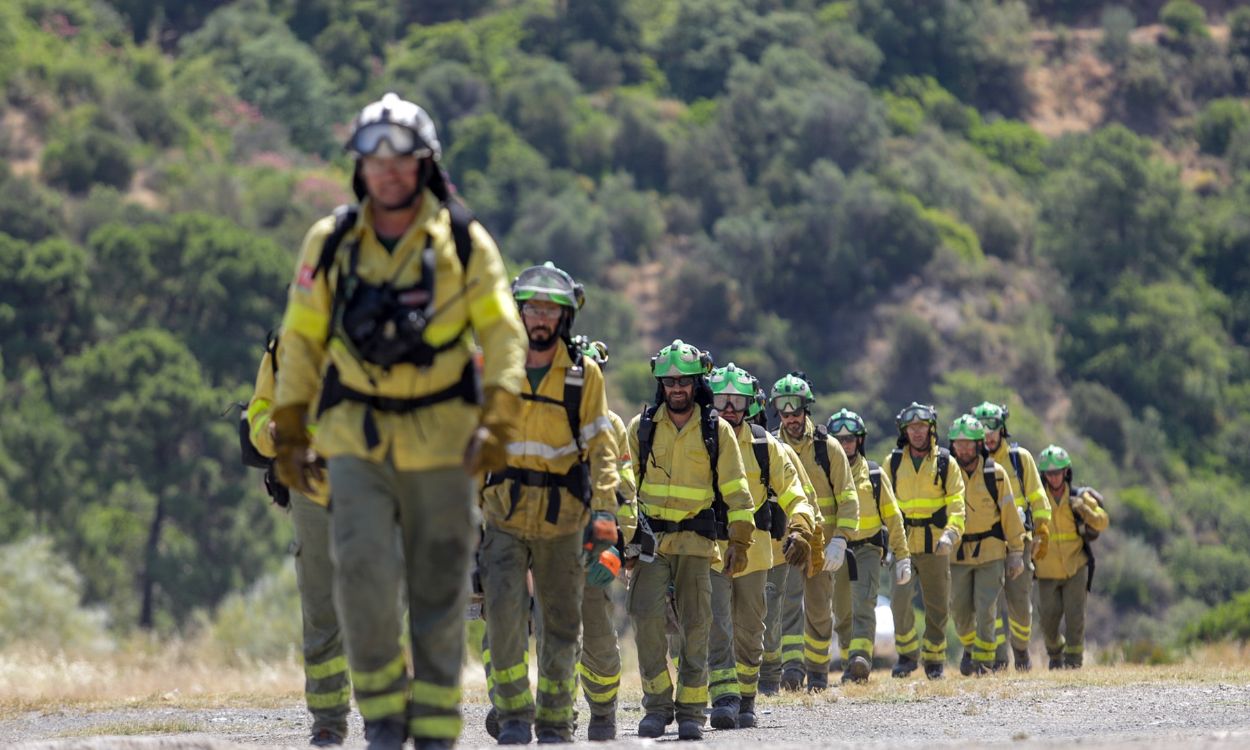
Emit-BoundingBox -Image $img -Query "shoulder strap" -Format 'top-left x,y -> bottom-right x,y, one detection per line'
563,347 -> 586,458
1008,444 -> 1026,488
636,405 -> 658,489
813,425 -> 833,486
749,423 -> 773,499
264,328 -> 279,377
867,459 -> 883,516
447,200 -> 476,271
983,457 -> 999,504
315,204 -> 360,277
936,447 -> 951,491
889,448 -> 903,490
702,412 -> 721,495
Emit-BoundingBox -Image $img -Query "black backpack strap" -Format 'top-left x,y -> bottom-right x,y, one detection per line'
867,460 -> 883,517
702,413 -> 726,539
447,200 -> 476,271
748,423 -> 773,500
636,405 -> 658,490
1008,444 -> 1026,488
563,348 -> 586,457
1072,485 -> 1097,591
315,204 -> 360,277
813,425 -> 833,485
936,447 -> 951,491
264,328 -> 280,377
888,448 -> 903,490
984,457 -> 999,505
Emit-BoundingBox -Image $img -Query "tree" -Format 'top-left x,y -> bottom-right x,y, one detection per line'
0,234 -> 95,384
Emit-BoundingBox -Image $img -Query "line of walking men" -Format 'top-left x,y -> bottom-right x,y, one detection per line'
244,93 -> 1109,750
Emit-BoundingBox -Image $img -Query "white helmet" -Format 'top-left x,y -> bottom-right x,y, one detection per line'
345,92 -> 441,160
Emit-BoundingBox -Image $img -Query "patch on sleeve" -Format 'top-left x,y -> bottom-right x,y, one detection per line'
296,264 -> 316,290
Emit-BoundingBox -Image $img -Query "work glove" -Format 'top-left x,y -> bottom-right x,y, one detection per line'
933,528 -> 959,556
1032,521 -> 1050,561
583,510 -> 619,566
272,404 -> 323,495
586,547 -> 623,587
723,520 -> 754,576
894,557 -> 913,586
783,528 -> 812,569
1006,551 -> 1025,580
1069,491 -> 1088,514
463,386 -> 522,475
822,536 -> 847,572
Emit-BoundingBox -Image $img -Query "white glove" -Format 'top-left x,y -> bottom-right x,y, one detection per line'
822,537 -> 847,572
1006,551 -> 1025,580
894,557 -> 913,586
933,528 -> 958,556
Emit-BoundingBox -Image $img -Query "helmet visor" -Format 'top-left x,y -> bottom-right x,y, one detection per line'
897,404 -> 935,426
349,122 -> 430,158
827,415 -> 863,437
979,416 -> 1004,432
773,395 -> 806,415
713,394 -> 750,413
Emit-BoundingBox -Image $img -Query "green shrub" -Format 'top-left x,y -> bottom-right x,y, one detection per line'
1159,0 -> 1208,49
970,119 -> 1046,177
1182,589 -> 1250,643
192,563 -> 300,665
41,130 -> 134,194
0,536 -> 111,652
1195,98 -> 1250,156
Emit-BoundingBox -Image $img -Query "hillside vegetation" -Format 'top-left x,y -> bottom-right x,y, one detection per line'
2,0 -> 1250,657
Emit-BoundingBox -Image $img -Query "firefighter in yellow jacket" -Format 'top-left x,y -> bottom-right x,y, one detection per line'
478,265 -> 619,745
574,338 -> 635,742
705,364 -> 816,730
246,334 -> 349,747
946,415 -> 1025,677
886,402 -> 966,680
972,402 -> 1052,671
771,373 -> 859,691
626,340 -> 755,741
826,409 -> 910,684
1035,445 -> 1109,669
272,93 -> 527,750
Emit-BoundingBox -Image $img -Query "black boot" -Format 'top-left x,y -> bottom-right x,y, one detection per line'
806,671 -> 828,693
959,651 -> 974,677
677,719 -> 704,741
637,713 -> 671,739
1048,654 -> 1063,670
587,714 -> 615,742
310,728 -> 344,747
737,696 -> 756,729
709,696 -> 740,729
535,726 -> 569,744
780,667 -> 805,691
497,720 -> 533,745
924,661 -> 944,680
846,655 -> 871,683
1064,652 -> 1083,669
1013,648 -> 1031,672
757,678 -> 780,695
485,707 -> 500,739
363,719 -> 406,750
891,653 -> 918,678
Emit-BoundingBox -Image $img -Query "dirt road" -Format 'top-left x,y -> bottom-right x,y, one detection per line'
7,669 -> 1250,749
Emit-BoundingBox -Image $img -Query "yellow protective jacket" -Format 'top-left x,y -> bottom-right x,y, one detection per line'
773,443 -> 826,572
1035,483 -> 1109,580
884,443 -> 966,555
988,441 -> 1052,537
849,456 -> 909,561
610,409 -> 638,540
953,456 -> 1024,565
627,404 -> 754,561
481,346 -> 618,539
713,424 -> 816,578
777,418 -> 859,541
245,338 -> 329,505
275,193 -> 526,470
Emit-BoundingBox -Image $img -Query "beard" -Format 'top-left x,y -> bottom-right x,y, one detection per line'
527,326 -> 558,351
665,391 -> 692,414
783,419 -> 805,439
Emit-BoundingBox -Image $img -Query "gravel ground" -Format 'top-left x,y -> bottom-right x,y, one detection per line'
7,679 -> 1250,750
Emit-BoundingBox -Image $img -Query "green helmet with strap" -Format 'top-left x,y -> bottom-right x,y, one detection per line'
771,371 -> 815,415
827,408 -> 867,438
651,339 -> 712,378
512,262 -> 585,311
948,414 -> 986,441
1038,444 -> 1072,472
709,363 -> 757,396
971,401 -> 1009,434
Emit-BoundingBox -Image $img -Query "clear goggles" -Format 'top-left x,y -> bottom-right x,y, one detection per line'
827,416 -> 864,437
348,122 -> 431,158
773,395 -> 806,415
712,393 -> 751,412
897,405 -> 936,426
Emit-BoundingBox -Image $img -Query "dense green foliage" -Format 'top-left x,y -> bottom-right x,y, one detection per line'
1,0 -> 1249,654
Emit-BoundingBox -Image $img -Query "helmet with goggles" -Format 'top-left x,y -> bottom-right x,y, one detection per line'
827,408 -> 867,438
652,340 -> 712,379
513,262 -> 585,311
709,363 -> 757,415
947,414 -> 986,442
971,401 -> 1009,435
895,401 -> 937,432
346,93 -> 441,160
1038,444 -> 1072,472
771,372 -> 815,415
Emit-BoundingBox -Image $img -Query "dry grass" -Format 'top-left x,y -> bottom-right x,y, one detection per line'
53,720 -> 206,738
3,641 -> 1247,720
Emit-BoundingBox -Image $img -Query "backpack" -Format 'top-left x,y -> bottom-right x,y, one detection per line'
1071,485 -> 1101,591
636,391 -> 725,539
748,423 -> 786,540
1008,443 -> 1034,532
888,446 -> 952,495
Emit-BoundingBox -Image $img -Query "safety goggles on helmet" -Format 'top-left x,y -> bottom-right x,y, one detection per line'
513,263 -> 584,310
348,121 -> 432,159
896,403 -> 936,427
773,394 -> 806,415
713,393 -> 751,412
827,414 -> 866,438
660,375 -> 696,388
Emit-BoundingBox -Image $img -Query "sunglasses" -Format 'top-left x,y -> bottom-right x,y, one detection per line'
660,376 -> 695,388
712,394 -> 750,412
521,303 -> 564,320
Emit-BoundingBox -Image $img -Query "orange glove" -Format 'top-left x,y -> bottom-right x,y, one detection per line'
463,386 -> 522,475
1032,521 -> 1051,561
272,404 -> 323,495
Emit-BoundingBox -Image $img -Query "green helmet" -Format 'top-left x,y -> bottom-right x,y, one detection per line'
971,401 -> 1008,434
948,414 -> 986,442
651,339 -> 712,378
512,262 -> 585,311
1038,444 -> 1072,472
827,408 -> 867,438
771,371 -> 815,415
895,401 -> 937,432
574,335 -> 609,368
709,363 -> 757,396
